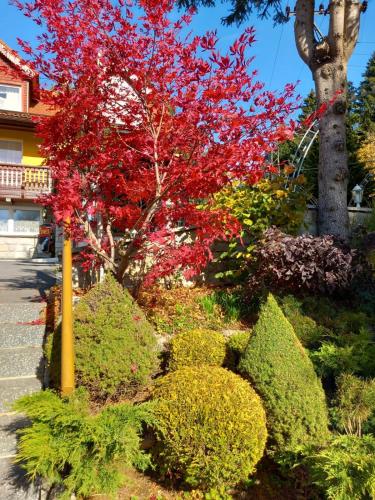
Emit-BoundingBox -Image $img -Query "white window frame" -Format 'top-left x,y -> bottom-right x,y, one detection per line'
0,138 -> 23,164
0,84 -> 22,112
0,205 -> 42,236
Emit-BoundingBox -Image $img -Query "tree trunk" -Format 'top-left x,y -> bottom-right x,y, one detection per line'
294,0 -> 362,241
314,62 -> 349,239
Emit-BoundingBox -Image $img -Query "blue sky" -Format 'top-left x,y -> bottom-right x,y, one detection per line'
1,0 -> 374,104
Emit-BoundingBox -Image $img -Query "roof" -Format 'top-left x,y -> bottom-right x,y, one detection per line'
0,39 -> 36,79
0,39 -> 39,101
0,109 -> 51,130
0,40 -> 55,124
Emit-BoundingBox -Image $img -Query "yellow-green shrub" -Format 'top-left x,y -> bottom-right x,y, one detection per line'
169,329 -> 226,371
213,176 -> 307,277
225,330 -> 251,369
152,366 -> 267,489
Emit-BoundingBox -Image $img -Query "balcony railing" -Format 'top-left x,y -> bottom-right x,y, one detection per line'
0,163 -> 52,199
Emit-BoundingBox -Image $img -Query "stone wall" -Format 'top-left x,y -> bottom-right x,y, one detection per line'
68,206 -> 374,289
303,206 -> 372,236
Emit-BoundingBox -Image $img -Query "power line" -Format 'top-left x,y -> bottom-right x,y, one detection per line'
269,23 -> 284,88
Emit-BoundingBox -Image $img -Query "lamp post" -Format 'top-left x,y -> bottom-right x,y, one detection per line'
351,184 -> 364,208
61,217 -> 75,395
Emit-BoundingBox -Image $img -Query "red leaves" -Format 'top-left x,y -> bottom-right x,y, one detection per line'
303,89 -> 344,127
201,32 -> 218,51
15,0 -> 296,283
17,318 -> 46,326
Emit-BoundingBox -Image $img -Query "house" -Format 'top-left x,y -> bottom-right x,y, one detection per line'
0,39 -> 53,259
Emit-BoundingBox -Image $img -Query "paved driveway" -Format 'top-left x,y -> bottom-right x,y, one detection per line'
0,259 -> 57,498
0,260 -> 57,303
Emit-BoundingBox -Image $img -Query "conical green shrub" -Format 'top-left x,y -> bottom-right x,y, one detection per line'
239,294 -> 329,453
46,274 -> 158,400
73,274 -> 158,399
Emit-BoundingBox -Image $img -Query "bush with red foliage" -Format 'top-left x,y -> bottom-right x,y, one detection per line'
248,228 -> 365,295
13,0 -> 297,284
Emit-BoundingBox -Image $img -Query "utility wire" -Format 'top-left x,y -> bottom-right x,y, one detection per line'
269,23 -> 284,88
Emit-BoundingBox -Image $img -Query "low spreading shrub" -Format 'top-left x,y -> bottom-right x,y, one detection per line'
239,294 -> 329,453
169,329 -> 226,371
310,343 -> 362,379
333,310 -> 371,336
46,274 -> 158,400
311,331 -> 375,379
152,366 -> 267,489
307,434 -> 375,500
334,373 -> 375,436
278,295 -> 330,348
13,389 -> 154,499
249,228 -> 365,296
279,295 -> 375,379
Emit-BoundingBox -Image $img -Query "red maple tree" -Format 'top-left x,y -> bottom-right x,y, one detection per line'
13,0 -> 296,283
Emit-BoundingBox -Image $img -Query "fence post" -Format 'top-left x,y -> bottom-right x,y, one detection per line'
61,217 -> 75,395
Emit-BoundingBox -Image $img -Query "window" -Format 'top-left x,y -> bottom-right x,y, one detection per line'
14,209 -> 40,233
0,140 -> 23,164
0,207 -> 41,234
0,84 -> 22,112
0,209 -> 8,232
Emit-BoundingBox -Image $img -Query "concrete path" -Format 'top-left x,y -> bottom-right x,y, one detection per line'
0,260 -> 56,499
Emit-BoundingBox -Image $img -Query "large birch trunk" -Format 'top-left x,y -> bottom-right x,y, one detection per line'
294,0 -> 362,241
314,62 -> 349,238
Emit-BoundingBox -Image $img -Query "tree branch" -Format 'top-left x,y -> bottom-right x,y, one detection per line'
76,212 -> 116,270
328,0 -> 346,58
344,0 -> 361,59
106,220 -> 116,263
294,0 -> 315,68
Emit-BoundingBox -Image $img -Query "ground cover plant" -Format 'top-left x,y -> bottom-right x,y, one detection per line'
13,389 -> 154,500
139,285 -> 251,335
151,365 -> 267,490
307,434 -> 375,500
278,294 -> 375,382
239,294 -> 330,454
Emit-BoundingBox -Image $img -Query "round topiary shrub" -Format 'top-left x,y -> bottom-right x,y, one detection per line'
225,330 -> 251,370
152,366 -> 267,489
239,294 -> 330,454
72,274 -> 158,400
169,329 -> 226,371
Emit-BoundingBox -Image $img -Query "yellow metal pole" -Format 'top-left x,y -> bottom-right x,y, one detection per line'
61,217 -> 75,395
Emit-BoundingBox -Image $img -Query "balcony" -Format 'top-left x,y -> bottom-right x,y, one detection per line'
0,163 -> 52,200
